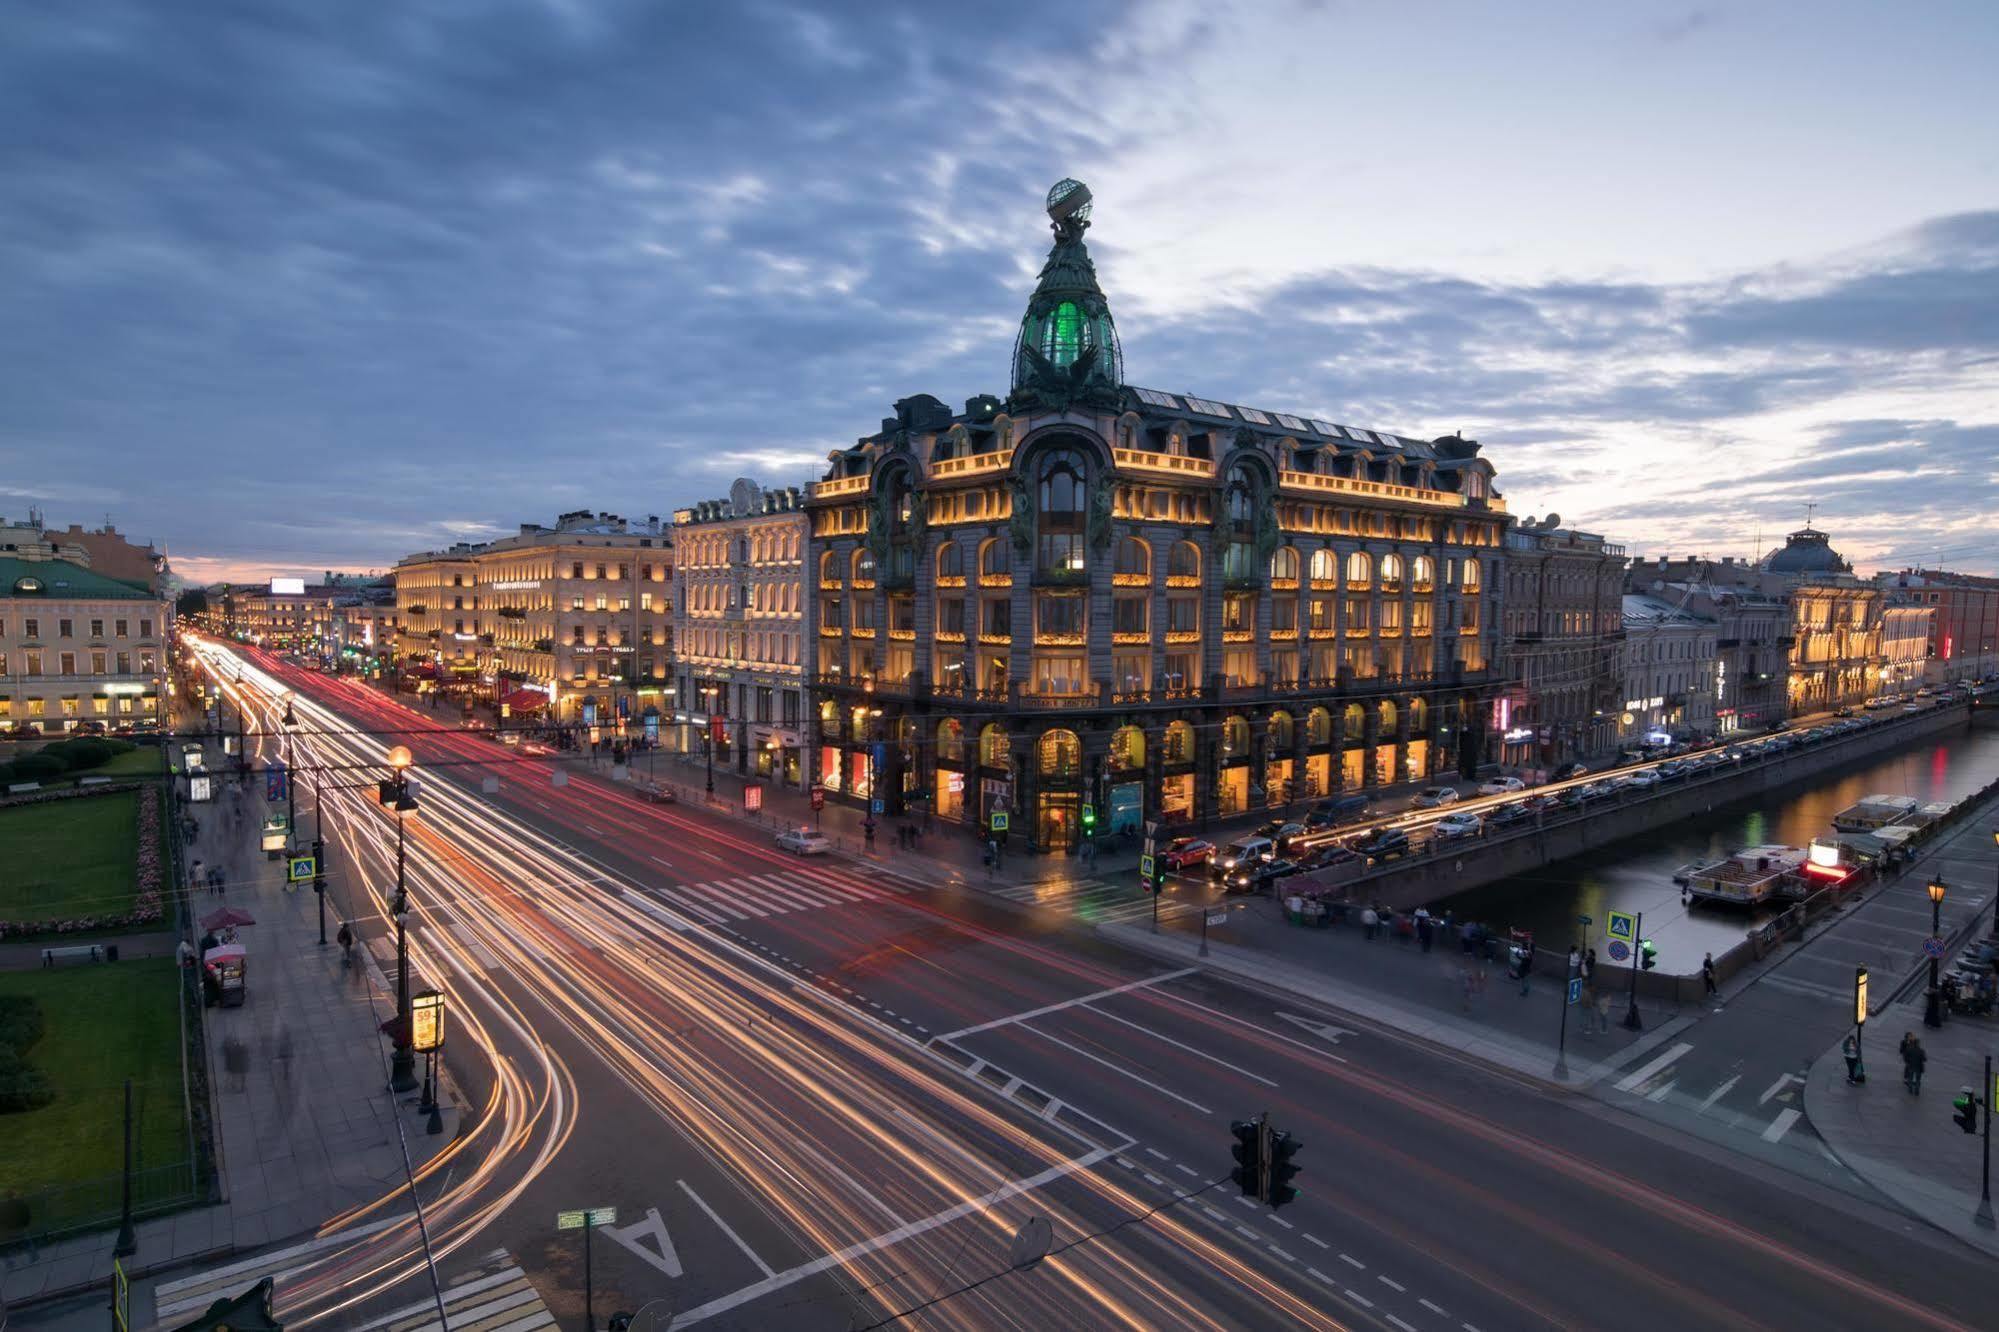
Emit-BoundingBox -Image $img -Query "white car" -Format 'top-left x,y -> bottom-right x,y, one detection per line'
1412,786 -> 1461,808
1433,811 -> 1484,840
775,827 -> 832,855
1476,776 -> 1525,797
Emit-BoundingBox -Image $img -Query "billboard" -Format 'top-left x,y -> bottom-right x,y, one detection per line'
270,577 -> 306,595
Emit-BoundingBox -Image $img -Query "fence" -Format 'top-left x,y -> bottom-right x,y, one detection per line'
0,1158 -> 200,1252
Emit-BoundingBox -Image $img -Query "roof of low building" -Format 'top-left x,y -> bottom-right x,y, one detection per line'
1622,593 -> 1715,627
0,555 -> 160,601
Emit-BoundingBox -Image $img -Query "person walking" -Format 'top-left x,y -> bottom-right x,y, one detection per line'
1841,1031 -> 1864,1084
1900,1033 -> 1927,1094
1417,913 -> 1434,953
1701,952 -> 1718,998
1594,987 -> 1613,1035
1361,906 -> 1379,941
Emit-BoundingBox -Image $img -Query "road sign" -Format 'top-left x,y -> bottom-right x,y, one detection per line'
1567,977 -> 1584,1006
1605,910 -> 1637,943
266,761 -> 286,802
287,855 -> 316,883
990,811 -> 1010,833
1923,936 -> 1945,960
744,784 -> 763,813
1606,940 -> 1631,963
558,1207 -> 618,1230
871,797 -> 884,815
1140,854 -> 1156,881
810,785 -> 825,810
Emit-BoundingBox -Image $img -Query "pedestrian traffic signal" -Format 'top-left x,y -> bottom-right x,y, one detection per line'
1954,1089 -> 1980,1135
1267,1130 -> 1303,1208
1640,940 -> 1658,971
1230,1118 -> 1264,1197
1080,804 -> 1097,836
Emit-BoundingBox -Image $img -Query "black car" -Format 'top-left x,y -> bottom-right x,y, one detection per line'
1304,795 -> 1372,829
1298,843 -> 1363,870
1552,762 -> 1590,781
1484,801 -> 1533,828
1223,858 -> 1303,894
1351,827 -> 1411,862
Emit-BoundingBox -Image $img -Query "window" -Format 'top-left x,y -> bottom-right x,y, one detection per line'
91,651 -> 107,674
1379,554 -> 1404,591
1032,657 -> 1088,696
1343,704 -> 1366,741
1037,448 -> 1087,577
1163,653 -> 1197,693
937,541 -> 964,581
1308,549 -> 1336,584
115,619 -> 128,637
820,551 -> 841,585
980,539 -> 1010,580
982,598 -> 1011,637
937,599 -> 967,635
1273,598 -> 1298,633
89,619 -> 103,638
889,596 -> 916,633
854,599 -> 876,631
1114,653 -> 1149,694
1221,716 -> 1250,757
1462,559 -> 1482,593
1270,547 -> 1299,582
24,619 -> 37,640
1112,594 -> 1148,635
59,619 -> 73,638
1035,592 -> 1085,639
1222,649 -> 1256,687
1168,542 -> 1201,580
1163,721 -> 1196,764
1344,598 -> 1371,632
573,562 -> 585,579
1167,596 -> 1199,635
980,724 -> 1011,767
821,598 -> 844,630
853,548 -> 876,584
1345,552 -> 1371,588
1411,556 -> 1435,591
1115,536 -> 1150,581
60,652 -> 77,674
1223,592 -> 1255,633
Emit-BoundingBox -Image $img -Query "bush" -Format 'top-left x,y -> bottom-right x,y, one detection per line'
7,754 -> 65,783
0,1048 -> 55,1114
42,738 -> 115,771
0,995 -> 44,1054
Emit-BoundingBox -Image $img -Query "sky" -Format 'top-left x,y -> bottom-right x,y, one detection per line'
3,0 -> 1995,584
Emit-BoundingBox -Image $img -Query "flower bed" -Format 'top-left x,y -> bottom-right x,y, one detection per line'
0,785 -> 165,940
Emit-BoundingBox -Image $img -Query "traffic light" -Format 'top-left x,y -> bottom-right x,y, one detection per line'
1640,940 -> 1658,971
1230,1118 -> 1264,1197
1954,1089 -> 1980,1135
1080,804 -> 1097,837
1267,1130 -> 1303,1208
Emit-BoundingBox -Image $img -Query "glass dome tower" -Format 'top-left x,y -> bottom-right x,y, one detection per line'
1010,179 -> 1123,410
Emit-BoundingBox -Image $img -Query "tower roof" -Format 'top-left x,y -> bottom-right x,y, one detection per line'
1765,525 -> 1849,575
1010,178 -> 1123,411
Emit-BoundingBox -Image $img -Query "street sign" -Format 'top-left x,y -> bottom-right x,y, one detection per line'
744,784 -> 764,813
1605,910 -> 1637,943
1923,936 -> 1945,960
1140,854 -> 1157,881
810,785 -> 825,810
871,798 -> 884,815
287,855 -> 316,883
1854,966 -> 1869,1024
1206,912 -> 1229,927
266,761 -> 286,803
558,1207 -> 618,1230
990,811 -> 1010,833
1567,977 -> 1584,1006
1606,940 -> 1631,963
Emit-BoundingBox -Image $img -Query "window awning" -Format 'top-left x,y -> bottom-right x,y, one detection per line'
500,689 -> 547,713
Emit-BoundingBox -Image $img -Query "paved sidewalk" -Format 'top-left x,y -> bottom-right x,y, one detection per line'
1805,998 -> 1999,1258
1,738 -> 457,1316
1100,896 -> 1694,1089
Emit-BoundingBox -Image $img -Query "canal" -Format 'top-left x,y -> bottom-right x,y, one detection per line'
1440,716 -> 1999,968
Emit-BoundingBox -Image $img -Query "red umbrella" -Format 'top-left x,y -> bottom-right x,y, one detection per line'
201,907 -> 256,931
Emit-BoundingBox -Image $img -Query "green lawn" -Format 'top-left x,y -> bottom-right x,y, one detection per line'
0,959 -> 191,1204
87,748 -> 170,780
0,790 -> 140,926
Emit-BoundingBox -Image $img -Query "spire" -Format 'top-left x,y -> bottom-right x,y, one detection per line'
1010,179 -> 1123,411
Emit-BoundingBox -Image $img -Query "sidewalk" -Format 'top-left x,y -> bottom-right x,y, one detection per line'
1,737 -> 457,1314
1100,897 -> 1694,1090
1805,996 -> 1999,1257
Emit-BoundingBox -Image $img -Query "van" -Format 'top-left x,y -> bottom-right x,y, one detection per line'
1304,795 -> 1371,829
1212,837 -> 1275,877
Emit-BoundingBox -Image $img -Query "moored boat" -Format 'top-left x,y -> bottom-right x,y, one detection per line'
1685,844 -> 1808,906
1831,794 -> 1920,833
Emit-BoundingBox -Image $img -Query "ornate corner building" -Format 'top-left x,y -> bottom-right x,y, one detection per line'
803,181 -> 1509,851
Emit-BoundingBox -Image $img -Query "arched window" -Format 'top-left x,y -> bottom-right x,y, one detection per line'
980,723 -> 1011,768
1380,554 -> 1404,591
1411,556 -> 1435,592
1110,725 -> 1145,773
1307,707 -> 1332,745
980,538 -> 1010,580
1408,698 -> 1428,735
1378,700 -> 1398,733
1163,720 -> 1196,765
1221,715 -> 1250,758
1042,300 -> 1084,366
1345,552 -> 1372,588
936,541 -> 964,581
852,548 -> 876,584
1308,549 -> 1337,584
1037,448 -> 1087,576
1270,547 -> 1299,582
1342,703 -> 1366,742
1114,536 -> 1151,580
819,551 -> 840,586
937,718 -> 964,763
1462,558 -> 1482,593
1039,729 -> 1081,779
1168,541 -> 1201,581
1269,711 -> 1294,750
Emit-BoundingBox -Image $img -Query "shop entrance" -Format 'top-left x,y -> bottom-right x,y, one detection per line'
1038,792 -> 1079,852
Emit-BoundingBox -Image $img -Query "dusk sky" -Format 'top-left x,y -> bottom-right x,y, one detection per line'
5,0 -> 1995,584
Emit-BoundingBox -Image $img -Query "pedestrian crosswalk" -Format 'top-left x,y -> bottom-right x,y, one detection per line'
983,876 -> 1202,926
646,866 -> 927,927
1605,1040 -> 1816,1149
355,1248 -> 554,1331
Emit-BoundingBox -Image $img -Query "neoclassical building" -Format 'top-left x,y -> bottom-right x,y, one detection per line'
804,181 -> 1508,851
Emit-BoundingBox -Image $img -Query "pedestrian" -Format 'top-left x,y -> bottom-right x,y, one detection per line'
1458,965 -> 1474,1013
1901,1033 -> 1927,1094
177,938 -> 196,969
1417,915 -> 1433,953
1594,988 -> 1613,1034
1701,952 -> 1718,998
1583,947 -> 1597,984
1512,945 -> 1532,996
1841,1030 -> 1864,1084
1361,906 -> 1379,941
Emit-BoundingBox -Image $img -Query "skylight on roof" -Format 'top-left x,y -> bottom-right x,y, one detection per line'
1236,407 -> 1272,425
1182,396 -> 1232,419
1275,414 -> 1307,431
1310,421 -> 1343,437
1346,429 -> 1376,445
1132,387 -> 1182,409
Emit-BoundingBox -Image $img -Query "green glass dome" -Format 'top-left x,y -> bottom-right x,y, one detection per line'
1010,179 -> 1123,409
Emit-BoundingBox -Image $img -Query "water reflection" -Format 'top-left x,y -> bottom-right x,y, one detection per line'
1441,721 -> 1999,962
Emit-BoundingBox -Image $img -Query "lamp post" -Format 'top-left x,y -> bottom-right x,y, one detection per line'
701,685 -> 718,795
386,745 -> 420,1093
1925,876 -> 1947,1029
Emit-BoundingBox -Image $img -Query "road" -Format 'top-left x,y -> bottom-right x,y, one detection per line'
172,638 -> 1995,1330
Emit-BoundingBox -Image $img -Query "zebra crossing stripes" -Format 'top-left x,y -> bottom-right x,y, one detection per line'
649,868 -> 918,926
354,1248 -> 554,1331
984,877 -> 1200,925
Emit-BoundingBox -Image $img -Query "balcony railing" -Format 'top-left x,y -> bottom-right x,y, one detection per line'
811,474 -> 871,499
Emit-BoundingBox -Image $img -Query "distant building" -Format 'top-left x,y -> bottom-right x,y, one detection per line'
673,480 -> 809,786
1873,568 -> 1999,684
1618,594 -> 1717,742
1761,526 -> 1882,714
235,585 -> 340,655
1879,600 -> 1936,692
394,545 -> 483,691
1630,556 -> 1789,733
1497,517 -> 1627,768
41,521 -> 169,591
0,554 -> 168,735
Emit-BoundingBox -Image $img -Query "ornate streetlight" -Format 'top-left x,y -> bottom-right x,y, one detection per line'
385,745 -> 420,1092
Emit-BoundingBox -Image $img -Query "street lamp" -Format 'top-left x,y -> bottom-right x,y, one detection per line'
701,685 -> 719,794
1925,876 -> 1947,1029
385,745 -> 420,1092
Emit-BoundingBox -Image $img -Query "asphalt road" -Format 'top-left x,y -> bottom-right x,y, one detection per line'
179,641 -> 1996,1331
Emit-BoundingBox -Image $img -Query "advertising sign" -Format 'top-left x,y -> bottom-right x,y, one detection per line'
744,783 -> 764,813
411,989 -> 445,1052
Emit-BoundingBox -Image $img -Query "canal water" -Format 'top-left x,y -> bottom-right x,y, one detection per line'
1440,717 -> 1999,968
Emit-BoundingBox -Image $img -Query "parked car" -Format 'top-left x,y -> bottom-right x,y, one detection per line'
1432,811 -> 1484,841
1485,800 -> 1534,827
1577,781 -> 1616,802
1212,836 -> 1276,876
1158,837 -> 1215,872
1622,769 -> 1660,789
1552,762 -> 1591,781
1224,858 -> 1303,894
775,827 -> 832,855
1351,827 -> 1412,862
1304,795 -> 1372,828
1655,760 -> 1686,780
1476,776 -> 1525,796
1412,786 -> 1461,809
1298,843 -> 1363,870
1833,706 -> 1855,718
73,720 -> 108,736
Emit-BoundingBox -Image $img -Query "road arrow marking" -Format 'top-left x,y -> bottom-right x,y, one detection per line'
1275,1011 -> 1355,1045
600,1206 -> 683,1279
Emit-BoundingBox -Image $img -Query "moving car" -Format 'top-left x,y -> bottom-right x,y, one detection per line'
775,827 -> 832,855
1223,858 -> 1303,894
1298,842 -> 1363,870
1432,811 -> 1484,841
1212,836 -> 1276,876
1476,776 -> 1526,796
1158,837 -> 1215,872
1351,827 -> 1412,862
1412,786 -> 1461,809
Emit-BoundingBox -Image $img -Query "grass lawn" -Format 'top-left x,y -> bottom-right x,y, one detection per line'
85,748 -> 171,781
0,959 -> 190,1202
0,790 -> 140,926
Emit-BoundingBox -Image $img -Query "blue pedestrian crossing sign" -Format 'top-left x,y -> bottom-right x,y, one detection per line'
990,811 -> 1010,833
287,855 -> 317,883
1606,910 -> 1637,943
1567,977 -> 1584,1006
1140,854 -> 1156,882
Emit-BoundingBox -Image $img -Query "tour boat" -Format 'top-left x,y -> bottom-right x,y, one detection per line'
1830,794 -> 1920,834
1683,845 -> 1808,907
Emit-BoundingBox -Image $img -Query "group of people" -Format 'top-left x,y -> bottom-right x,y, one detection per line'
1839,1029 -> 1930,1092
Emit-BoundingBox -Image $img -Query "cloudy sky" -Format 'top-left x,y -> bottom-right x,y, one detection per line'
4,0 -> 1995,583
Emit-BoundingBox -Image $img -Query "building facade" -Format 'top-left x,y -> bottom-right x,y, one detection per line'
1,556 -> 168,735
1874,569 -> 1999,684
1497,518 -> 1627,768
1762,527 -> 1882,714
1617,594 -> 1718,742
1879,600 -> 1937,692
804,180 -> 1506,851
394,547 -> 483,694
235,586 -> 340,656
673,481 -> 809,786
1631,557 -> 1789,733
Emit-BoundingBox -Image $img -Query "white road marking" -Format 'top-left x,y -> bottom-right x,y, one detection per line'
1175,1164 -> 1198,1176
1269,1245 -> 1296,1261
1304,1234 -> 1330,1249
1421,1298 -> 1449,1315
1339,1252 -> 1366,1269
1378,1275 -> 1406,1291
1144,1173 -> 1166,1186
1696,1074 -> 1740,1115
677,1179 -> 776,1279
934,968 -> 1200,1041
1204,1207 -> 1229,1222
599,1206 -> 684,1279
1234,1225 -> 1259,1240
650,854 -> 675,867
1759,1072 -> 1803,1105
1077,1003 -> 1280,1086
1761,1108 -> 1802,1143
1613,1042 -> 1693,1093
1345,1288 -> 1375,1309
1307,1267 -> 1336,1284
1018,1024 -> 1212,1113
1144,1146 -> 1170,1161
1269,1214 -> 1294,1229
1387,1316 -> 1419,1332
1274,1011 -> 1356,1044
1645,1078 -> 1677,1103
